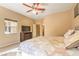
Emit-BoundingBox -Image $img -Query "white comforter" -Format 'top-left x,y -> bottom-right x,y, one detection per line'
19,36 -> 79,56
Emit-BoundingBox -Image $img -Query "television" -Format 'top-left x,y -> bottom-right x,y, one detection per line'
22,26 -> 30,32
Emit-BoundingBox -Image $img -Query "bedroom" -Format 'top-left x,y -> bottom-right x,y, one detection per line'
0,3 -> 79,56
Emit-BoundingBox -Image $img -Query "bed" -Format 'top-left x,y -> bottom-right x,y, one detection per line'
19,36 -> 66,56
19,28 -> 79,56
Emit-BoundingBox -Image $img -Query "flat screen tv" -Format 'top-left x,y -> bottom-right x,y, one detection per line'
22,26 -> 30,32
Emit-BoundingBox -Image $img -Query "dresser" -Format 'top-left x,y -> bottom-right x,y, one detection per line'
20,31 -> 32,42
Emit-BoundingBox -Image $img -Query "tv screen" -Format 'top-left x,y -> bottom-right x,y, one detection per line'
22,26 -> 30,32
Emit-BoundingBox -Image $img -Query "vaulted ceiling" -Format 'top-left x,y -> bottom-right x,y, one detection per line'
0,3 -> 74,20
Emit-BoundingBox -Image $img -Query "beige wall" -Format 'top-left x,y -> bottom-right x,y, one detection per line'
0,6 -> 34,47
43,10 -> 74,36
35,19 -> 43,25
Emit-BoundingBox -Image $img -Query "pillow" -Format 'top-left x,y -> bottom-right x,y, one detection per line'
64,31 -> 79,49
64,29 -> 75,38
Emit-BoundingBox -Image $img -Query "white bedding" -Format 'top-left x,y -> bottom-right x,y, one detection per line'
19,36 -> 54,56
19,36 -> 79,56
19,36 -> 69,56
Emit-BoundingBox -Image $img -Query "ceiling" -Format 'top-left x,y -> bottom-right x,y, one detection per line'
0,3 -> 74,20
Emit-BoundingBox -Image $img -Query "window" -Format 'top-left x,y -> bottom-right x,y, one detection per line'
4,18 -> 18,34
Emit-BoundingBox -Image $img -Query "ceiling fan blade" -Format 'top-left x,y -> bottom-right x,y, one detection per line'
36,8 -> 45,11
33,3 -> 36,6
26,10 -> 32,12
33,3 -> 39,6
23,3 -> 45,11
23,3 -> 33,9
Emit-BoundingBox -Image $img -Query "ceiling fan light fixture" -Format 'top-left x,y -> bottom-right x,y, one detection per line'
32,9 -> 40,15
22,3 -> 45,15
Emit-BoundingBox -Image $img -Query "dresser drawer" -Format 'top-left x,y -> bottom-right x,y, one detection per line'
20,32 -> 32,42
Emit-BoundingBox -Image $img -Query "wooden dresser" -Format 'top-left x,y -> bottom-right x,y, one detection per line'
20,31 -> 32,42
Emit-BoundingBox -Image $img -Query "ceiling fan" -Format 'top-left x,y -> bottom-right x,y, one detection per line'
22,3 -> 45,15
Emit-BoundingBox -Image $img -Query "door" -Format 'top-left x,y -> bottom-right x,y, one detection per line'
32,24 -> 40,37
36,24 -> 40,36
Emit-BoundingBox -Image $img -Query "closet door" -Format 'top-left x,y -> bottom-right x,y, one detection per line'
36,24 -> 40,37
32,24 -> 40,37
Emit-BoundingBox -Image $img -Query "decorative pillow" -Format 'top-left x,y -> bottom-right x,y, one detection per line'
64,29 -> 75,38
64,31 -> 79,49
